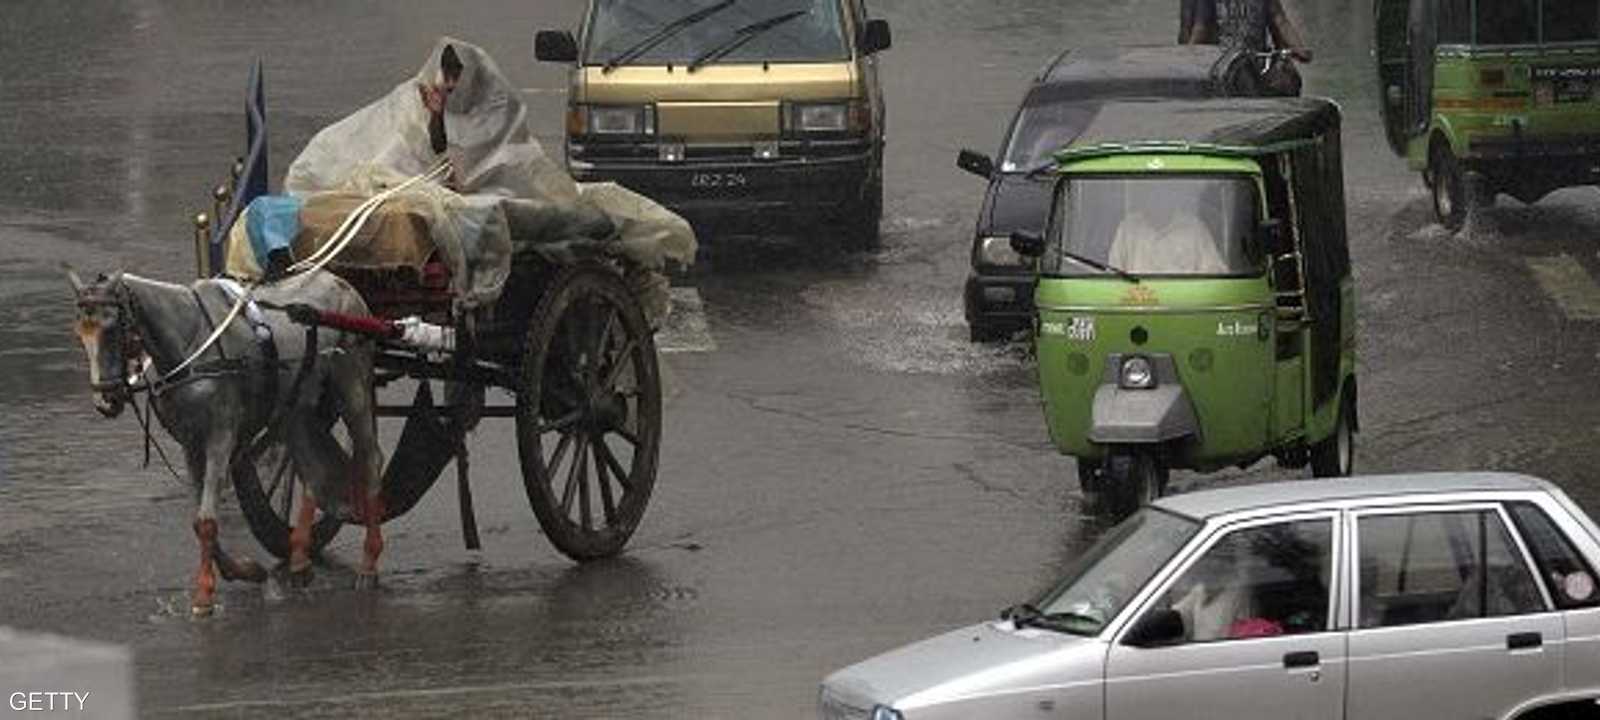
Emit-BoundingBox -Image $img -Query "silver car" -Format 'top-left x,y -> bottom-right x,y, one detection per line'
820,473 -> 1600,720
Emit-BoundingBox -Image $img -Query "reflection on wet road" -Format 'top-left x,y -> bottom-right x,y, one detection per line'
6,0 -> 1600,716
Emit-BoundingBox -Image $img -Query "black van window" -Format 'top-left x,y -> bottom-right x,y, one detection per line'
1544,0 -> 1600,43
586,0 -> 850,66
1477,0 -> 1540,44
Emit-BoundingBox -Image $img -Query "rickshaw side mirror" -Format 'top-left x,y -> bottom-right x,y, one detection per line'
1010,230 -> 1046,258
535,31 -> 579,63
1124,608 -> 1186,648
1256,218 -> 1288,252
860,19 -> 893,55
957,149 -> 995,180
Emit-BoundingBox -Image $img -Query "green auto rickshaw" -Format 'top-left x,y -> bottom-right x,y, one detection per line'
1010,97 -> 1357,514
1376,0 -> 1600,230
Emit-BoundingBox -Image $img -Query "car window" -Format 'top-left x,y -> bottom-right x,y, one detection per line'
1507,501 -> 1600,609
1358,510 -> 1546,629
1144,519 -> 1333,644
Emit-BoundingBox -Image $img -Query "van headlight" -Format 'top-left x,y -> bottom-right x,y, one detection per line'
1119,356 -> 1156,390
572,104 -> 656,136
979,235 -> 1026,267
786,101 -> 868,135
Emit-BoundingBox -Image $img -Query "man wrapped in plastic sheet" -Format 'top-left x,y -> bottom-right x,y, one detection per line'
226,37 -> 695,324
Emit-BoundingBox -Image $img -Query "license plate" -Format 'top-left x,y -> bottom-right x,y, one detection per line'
1533,66 -> 1600,104
689,172 -> 748,190
1555,78 -> 1592,103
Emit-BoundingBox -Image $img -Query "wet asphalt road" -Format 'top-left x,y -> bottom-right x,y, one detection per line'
7,0 -> 1600,717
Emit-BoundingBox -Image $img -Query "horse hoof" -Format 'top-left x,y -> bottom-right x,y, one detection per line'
354,572 -> 379,591
285,565 -> 314,590
191,602 -> 215,618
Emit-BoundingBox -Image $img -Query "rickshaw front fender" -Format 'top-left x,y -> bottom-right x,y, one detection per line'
1087,384 -> 1200,445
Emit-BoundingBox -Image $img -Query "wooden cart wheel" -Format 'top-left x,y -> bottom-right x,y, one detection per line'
517,263 -> 662,562
232,433 -> 344,560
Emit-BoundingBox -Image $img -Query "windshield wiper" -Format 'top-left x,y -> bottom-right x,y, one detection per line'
605,0 -> 739,73
687,9 -> 809,71
1001,603 -> 1100,635
1061,251 -> 1140,284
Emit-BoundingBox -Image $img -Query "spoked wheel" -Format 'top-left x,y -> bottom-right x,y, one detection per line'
232,434 -> 343,560
1105,451 -> 1168,518
517,263 -> 662,562
1310,394 -> 1356,478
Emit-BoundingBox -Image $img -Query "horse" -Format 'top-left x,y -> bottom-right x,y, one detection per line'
67,268 -> 386,616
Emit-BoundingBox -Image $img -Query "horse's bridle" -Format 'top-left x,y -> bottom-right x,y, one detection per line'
77,280 -> 146,400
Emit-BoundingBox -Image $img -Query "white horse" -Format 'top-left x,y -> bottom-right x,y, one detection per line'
68,269 -> 386,615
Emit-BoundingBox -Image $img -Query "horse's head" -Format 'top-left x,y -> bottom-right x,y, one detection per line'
67,268 -> 140,418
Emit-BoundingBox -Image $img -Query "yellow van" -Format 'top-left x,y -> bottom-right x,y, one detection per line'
536,0 -> 891,249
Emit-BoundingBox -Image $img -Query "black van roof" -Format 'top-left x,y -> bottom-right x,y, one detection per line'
1027,45 -> 1226,106
1056,96 -> 1343,160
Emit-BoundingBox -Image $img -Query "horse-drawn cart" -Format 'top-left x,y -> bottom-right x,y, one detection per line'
199,44 -> 689,564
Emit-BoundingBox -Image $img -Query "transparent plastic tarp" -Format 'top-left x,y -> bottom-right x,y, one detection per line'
227,37 -> 694,320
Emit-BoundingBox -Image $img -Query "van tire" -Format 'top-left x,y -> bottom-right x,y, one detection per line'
841,162 -> 884,252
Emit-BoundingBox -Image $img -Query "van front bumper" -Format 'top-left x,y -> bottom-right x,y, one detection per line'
570,150 -> 874,233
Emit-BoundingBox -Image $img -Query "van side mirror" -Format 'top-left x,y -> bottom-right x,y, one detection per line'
1010,230 -> 1045,258
860,19 -> 892,55
535,30 -> 579,63
1123,608 -> 1186,648
957,149 -> 995,180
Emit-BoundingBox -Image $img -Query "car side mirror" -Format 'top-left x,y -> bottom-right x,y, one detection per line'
957,149 -> 995,180
860,19 -> 892,55
1010,230 -> 1045,258
1123,608 -> 1186,648
535,30 -> 579,63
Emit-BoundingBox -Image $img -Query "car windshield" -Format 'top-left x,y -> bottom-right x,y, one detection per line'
1000,101 -> 1098,173
585,0 -> 850,66
1044,175 -> 1261,278
1031,508 -> 1201,635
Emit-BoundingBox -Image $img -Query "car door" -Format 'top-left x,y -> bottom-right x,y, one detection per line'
1105,513 -> 1345,720
1347,504 -> 1564,720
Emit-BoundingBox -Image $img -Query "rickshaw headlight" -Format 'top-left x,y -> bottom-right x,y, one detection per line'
1120,356 -> 1156,390
871,706 -> 905,720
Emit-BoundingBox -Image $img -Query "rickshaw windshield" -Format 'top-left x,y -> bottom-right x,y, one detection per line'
585,0 -> 850,66
1029,508 -> 1201,635
1044,175 -> 1262,278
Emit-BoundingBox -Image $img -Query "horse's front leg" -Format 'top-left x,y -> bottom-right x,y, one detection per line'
335,361 -> 386,590
191,430 -> 236,617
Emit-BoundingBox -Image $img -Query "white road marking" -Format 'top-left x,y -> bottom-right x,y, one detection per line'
657,287 -> 717,354
1527,254 -> 1600,321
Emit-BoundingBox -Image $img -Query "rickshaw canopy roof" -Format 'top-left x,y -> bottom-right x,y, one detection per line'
1052,97 -> 1343,163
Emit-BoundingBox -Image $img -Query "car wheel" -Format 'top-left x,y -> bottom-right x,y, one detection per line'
1310,395 -> 1355,478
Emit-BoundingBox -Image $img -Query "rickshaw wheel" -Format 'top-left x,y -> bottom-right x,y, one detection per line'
232,433 -> 344,560
1106,451 -> 1168,517
1310,396 -> 1355,478
516,262 -> 662,562
1431,143 -> 1469,231
1076,461 -> 1103,495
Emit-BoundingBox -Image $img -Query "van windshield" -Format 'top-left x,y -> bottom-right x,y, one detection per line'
586,0 -> 851,66
1000,101 -> 1098,172
1045,175 -> 1261,278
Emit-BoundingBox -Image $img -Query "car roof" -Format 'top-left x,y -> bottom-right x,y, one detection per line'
1153,472 -> 1552,520
1054,96 -> 1341,160
1028,45 -> 1225,106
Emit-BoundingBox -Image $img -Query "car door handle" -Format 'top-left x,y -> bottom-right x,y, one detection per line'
1507,632 -> 1543,651
1283,651 -> 1320,668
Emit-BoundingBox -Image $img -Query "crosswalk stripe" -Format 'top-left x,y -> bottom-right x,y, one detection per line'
1527,254 -> 1600,321
657,287 -> 718,354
